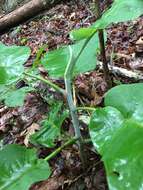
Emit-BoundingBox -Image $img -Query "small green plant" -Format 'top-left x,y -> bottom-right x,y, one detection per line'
33,45 -> 48,68
30,102 -> 68,147
0,0 -> 143,189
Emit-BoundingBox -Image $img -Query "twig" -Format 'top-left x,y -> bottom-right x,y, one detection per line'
77,107 -> 96,111
115,53 -> 131,60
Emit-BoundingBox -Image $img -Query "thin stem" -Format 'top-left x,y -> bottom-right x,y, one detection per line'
44,137 -> 78,161
77,107 -> 96,111
64,46 -> 87,168
98,30 -> 112,88
24,72 -> 66,95
44,137 -> 92,162
94,0 -> 112,89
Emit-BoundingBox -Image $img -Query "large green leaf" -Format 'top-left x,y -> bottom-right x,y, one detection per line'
0,43 -> 30,85
105,83 -> 143,120
41,33 -> 99,78
89,106 -> 124,153
94,0 -> 143,29
30,103 -> 68,147
90,116 -> 143,190
89,83 -> 143,190
70,0 -> 143,41
0,144 -> 51,190
90,115 -> 143,190
103,120 -> 143,190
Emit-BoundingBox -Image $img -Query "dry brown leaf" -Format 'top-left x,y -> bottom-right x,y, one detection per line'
22,123 -> 40,147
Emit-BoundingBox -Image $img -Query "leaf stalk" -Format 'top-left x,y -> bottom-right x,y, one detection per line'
24,72 -> 66,95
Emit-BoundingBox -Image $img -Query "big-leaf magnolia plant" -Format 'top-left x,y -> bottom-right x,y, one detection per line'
0,0 -> 143,189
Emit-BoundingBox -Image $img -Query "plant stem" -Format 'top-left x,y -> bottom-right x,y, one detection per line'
77,107 -> 96,111
24,72 -> 66,95
64,46 -> 81,139
94,0 -> 112,89
44,137 -> 78,161
98,30 -> 112,88
44,137 -> 92,162
24,28 -> 96,95
64,46 -> 87,168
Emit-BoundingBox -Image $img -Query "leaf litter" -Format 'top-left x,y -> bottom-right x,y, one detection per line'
0,0 -> 143,189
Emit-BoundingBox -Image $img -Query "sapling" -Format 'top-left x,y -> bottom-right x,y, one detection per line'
24,34 -> 99,167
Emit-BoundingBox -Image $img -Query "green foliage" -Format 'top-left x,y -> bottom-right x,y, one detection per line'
105,83 -> 143,120
0,1 -> 143,189
94,0 -> 143,29
33,45 -> 47,68
42,0 -> 143,76
30,102 -> 68,147
0,84 -> 34,108
89,83 -> 143,190
70,28 -> 96,41
89,106 -> 124,153
0,43 -> 30,85
103,120 -> 143,190
70,0 -> 143,40
0,144 -> 51,190
0,43 -> 32,107
41,33 -> 99,78
3,87 -> 34,107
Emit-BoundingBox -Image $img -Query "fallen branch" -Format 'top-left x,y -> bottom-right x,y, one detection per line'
97,61 -> 143,80
0,0 -> 64,33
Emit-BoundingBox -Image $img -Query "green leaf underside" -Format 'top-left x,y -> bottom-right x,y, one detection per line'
89,83 -> 143,190
41,33 -> 99,78
0,43 -> 30,85
0,144 -> 51,190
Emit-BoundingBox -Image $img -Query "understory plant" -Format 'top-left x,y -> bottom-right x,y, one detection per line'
0,0 -> 143,189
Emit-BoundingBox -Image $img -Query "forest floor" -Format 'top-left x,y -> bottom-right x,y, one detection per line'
0,0 -> 143,189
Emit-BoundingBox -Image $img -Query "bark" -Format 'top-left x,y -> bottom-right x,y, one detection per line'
97,61 -> 143,81
0,0 -> 63,33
